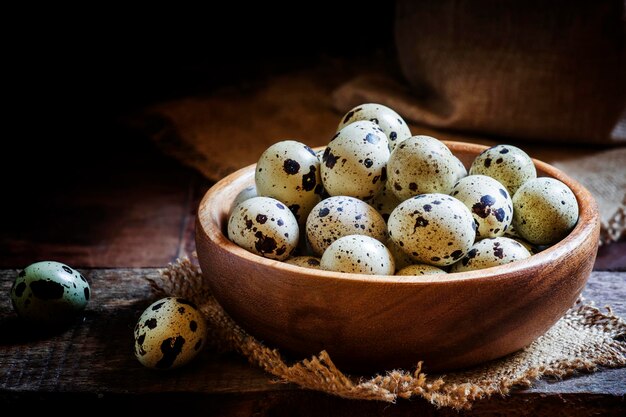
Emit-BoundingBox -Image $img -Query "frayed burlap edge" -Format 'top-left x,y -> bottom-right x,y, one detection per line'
147,258 -> 626,410
599,195 -> 626,246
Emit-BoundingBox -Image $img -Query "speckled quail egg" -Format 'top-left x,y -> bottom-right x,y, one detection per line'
306,196 -> 387,256
284,256 -> 322,269
337,103 -> 412,151
228,196 -> 299,260
385,237 -> 418,272
10,261 -> 90,324
396,264 -> 447,276
255,140 -> 323,224
388,194 -> 476,267
368,184 -> 401,223
452,155 -> 468,182
387,136 -> 458,201
321,120 -> 390,201
320,235 -> 395,275
134,297 -> 207,370
229,185 -> 257,217
450,175 -> 513,238
470,144 -> 536,195
512,177 -> 578,245
512,237 -> 542,255
450,237 -> 531,272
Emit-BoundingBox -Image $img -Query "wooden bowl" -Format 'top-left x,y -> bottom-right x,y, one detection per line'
196,141 -> 600,372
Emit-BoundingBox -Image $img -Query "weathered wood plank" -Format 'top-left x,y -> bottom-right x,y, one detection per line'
1,269 -> 624,414
0,139 -> 208,269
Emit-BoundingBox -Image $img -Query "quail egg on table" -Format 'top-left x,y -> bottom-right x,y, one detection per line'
255,140 -> 323,224
450,237 -> 532,272
470,144 -> 536,195
134,297 -> 207,370
228,196 -> 299,261
321,120 -> 390,201
337,103 -> 412,151
396,264 -> 447,276
450,175 -> 513,238
306,195 -> 387,256
512,177 -> 579,245
388,193 -> 476,267
10,261 -> 90,324
387,136 -> 459,201
320,235 -> 395,275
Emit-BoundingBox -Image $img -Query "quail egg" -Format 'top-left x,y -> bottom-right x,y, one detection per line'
450,175 -> 513,238
450,237 -> 531,272
229,185 -> 257,217
452,155 -> 468,182
305,196 -> 387,256
387,136 -> 458,200
388,193 -> 476,267
255,140 -> 323,224
368,184 -> 401,223
228,196 -> 300,260
396,264 -> 447,276
10,261 -> 90,324
320,235 -> 395,275
512,177 -> 579,245
385,237 -> 417,272
134,297 -> 207,370
284,256 -> 322,269
337,103 -> 412,151
321,120 -> 390,201
470,144 -> 536,195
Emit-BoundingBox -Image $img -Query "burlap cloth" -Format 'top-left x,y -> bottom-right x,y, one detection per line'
134,66 -> 625,245
149,258 -> 626,410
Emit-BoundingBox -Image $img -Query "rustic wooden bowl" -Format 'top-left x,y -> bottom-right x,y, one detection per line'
196,141 -> 600,372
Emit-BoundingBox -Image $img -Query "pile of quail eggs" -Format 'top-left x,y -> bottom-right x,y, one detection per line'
229,103 -> 579,276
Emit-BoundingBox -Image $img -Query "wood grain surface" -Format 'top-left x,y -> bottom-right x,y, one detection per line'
1,269 -> 624,415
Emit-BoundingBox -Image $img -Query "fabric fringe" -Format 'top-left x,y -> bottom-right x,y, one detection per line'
147,258 -> 626,410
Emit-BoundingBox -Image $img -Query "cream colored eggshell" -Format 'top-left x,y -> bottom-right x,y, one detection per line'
452,155 -> 468,182
385,237 -> 418,272
387,136 -> 458,201
320,235 -> 395,275
284,256 -> 322,269
470,144 -> 536,195
228,196 -> 300,261
134,297 -> 207,370
321,120 -> 390,201
306,196 -> 387,256
450,175 -> 513,238
396,264 -> 447,276
450,237 -> 531,272
337,103 -> 412,151
512,177 -> 579,245
255,140 -> 323,224
368,184 -> 401,223
387,193 -> 476,267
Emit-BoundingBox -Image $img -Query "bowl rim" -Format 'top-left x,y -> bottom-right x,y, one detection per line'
197,140 -> 599,286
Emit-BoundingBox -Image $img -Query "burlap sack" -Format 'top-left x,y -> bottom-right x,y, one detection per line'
150,258 -> 626,410
388,0 -> 626,144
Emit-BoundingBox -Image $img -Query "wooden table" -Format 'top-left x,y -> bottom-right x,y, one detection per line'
1,131 -> 624,416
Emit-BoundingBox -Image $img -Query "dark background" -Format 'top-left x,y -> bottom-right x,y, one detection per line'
5,4 -> 395,208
